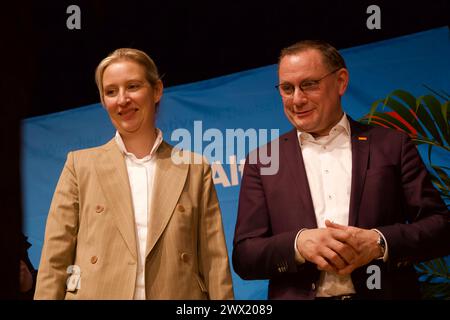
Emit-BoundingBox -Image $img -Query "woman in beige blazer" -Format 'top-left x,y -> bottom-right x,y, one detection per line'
34,48 -> 234,300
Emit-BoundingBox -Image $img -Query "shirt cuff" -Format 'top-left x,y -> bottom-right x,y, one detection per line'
294,228 -> 308,264
372,229 -> 389,262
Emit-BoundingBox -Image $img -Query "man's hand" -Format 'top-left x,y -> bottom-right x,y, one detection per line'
296,227 -> 358,273
325,220 -> 382,275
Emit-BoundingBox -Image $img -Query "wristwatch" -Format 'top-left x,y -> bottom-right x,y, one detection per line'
377,234 -> 386,257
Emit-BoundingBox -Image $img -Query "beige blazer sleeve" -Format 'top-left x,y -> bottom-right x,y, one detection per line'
35,142 -> 138,300
34,152 -> 78,299
198,162 -> 234,299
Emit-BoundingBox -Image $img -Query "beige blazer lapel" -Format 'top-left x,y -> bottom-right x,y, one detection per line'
146,142 -> 189,257
95,139 -> 137,260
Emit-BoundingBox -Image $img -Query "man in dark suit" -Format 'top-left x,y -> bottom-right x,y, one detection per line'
232,40 -> 449,299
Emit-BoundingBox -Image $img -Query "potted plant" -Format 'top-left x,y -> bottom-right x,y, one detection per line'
360,87 -> 450,299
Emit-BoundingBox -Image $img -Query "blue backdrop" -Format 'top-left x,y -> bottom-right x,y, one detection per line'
22,27 -> 450,299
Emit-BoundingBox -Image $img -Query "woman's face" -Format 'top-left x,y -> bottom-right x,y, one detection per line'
102,60 -> 162,136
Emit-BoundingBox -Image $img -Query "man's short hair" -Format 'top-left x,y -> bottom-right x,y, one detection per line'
279,40 -> 347,71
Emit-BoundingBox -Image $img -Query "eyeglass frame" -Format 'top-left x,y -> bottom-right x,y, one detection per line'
275,68 -> 341,97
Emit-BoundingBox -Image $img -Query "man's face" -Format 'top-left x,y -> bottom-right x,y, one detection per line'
278,49 -> 348,136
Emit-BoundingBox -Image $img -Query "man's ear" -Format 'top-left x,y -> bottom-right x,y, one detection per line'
337,68 -> 349,96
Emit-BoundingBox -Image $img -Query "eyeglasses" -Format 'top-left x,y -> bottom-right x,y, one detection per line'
275,68 -> 340,97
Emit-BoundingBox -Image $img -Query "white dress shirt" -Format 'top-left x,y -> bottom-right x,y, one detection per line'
114,129 -> 163,300
295,114 -> 356,297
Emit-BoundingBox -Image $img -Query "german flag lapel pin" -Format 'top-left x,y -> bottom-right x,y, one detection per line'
358,136 -> 368,141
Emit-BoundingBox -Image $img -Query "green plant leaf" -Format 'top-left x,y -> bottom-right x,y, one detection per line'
415,263 -> 427,273
391,90 -> 417,110
366,99 -> 384,125
443,101 -> 449,133
420,282 -> 450,300
361,114 -> 398,129
423,84 -> 450,101
428,173 -> 449,192
415,102 -> 444,145
413,138 -> 450,152
432,165 -> 450,181
427,144 -> 433,166
382,94 -> 427,137
436,259 -> 450,276
431,165 -> 450,190
418,258 -> 450,278
418,95 -> 449,146
365,112 -> 416,134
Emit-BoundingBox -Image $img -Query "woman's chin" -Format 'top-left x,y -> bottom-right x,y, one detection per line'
118,123 -> 140,134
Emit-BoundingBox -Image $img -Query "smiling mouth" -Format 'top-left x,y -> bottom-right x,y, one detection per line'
294,109 -> 314,116
118,108 -> 138,116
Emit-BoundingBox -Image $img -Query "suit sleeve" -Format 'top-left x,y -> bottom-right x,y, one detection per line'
377,133 -> 450,263
198,163 -> 234,299
232,159 -> 301,280
34,152 -> 79,299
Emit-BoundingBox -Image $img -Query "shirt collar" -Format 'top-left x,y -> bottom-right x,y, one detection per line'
115,128 -> 163,163
297,113 -> 351,144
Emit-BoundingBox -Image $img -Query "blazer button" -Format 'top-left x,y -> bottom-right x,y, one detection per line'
180,252 -> 190,263
95,205 -> 104,213
90,256 -> 98,264
177,204 -> 185,212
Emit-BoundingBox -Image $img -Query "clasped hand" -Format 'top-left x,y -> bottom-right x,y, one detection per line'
296,220 -> 382,275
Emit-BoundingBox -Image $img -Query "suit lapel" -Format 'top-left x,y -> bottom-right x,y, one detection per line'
95,139 -> 137,259
348,119 -> 370,227
146,142 -> 189,258
282,129 -> 318,229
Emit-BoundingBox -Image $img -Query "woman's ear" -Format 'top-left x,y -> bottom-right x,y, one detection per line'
153,80 -> 163,103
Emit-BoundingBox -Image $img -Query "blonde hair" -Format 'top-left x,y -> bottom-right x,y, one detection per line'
95,48 -> 161,105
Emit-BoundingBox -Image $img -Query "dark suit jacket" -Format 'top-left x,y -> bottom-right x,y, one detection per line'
232,119 -> 449,299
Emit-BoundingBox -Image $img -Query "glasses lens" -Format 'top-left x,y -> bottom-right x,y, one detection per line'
278,84 -> 294,96
300,80 -> 319,91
